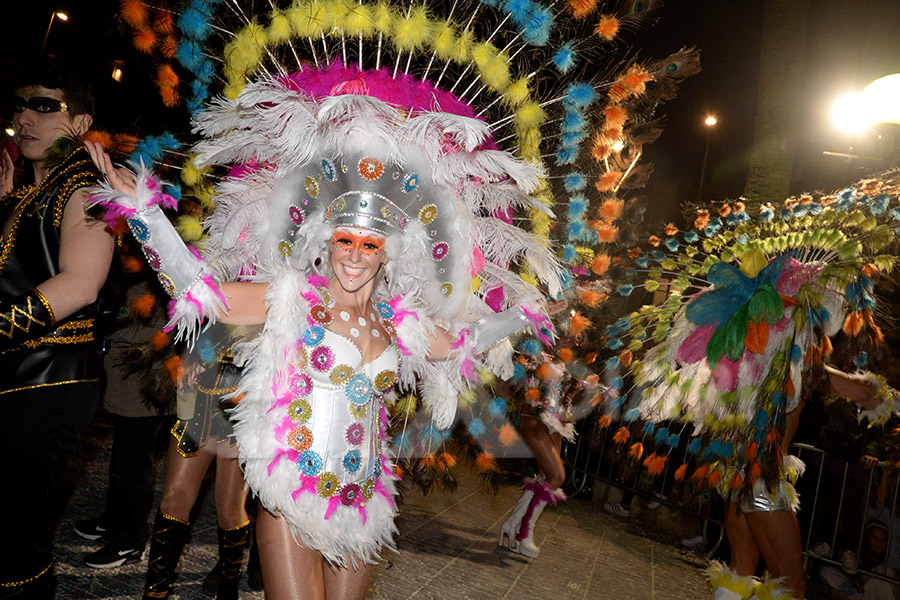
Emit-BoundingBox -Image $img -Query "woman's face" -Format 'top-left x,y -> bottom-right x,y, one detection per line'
329,227 -> 388,292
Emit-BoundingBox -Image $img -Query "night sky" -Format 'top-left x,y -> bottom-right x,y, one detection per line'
3,0 -> 899,228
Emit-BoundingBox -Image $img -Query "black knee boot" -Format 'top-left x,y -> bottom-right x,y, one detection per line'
143,512 -> 189,600
200,521 -> 250,600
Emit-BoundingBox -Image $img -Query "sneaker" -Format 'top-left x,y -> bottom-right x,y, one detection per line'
73,516 -> 109,542
841,550 -> 858,575
84,543 -> 142,569
807,541 -> 831,559
603,502 -> 631,517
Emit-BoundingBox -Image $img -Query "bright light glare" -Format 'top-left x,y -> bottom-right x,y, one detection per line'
55,12 -> 68,20
831,93 -> 870,134
111,67 -> 123,82
704,116 -> 717,127
863,74 -> 900,125
611,139 -> 625,152
4,127 -> 14,137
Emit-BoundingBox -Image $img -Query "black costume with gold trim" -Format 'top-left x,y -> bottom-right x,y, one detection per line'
172,351 -> 240,456
0,146 -> 108,394
0,145 -> 116,590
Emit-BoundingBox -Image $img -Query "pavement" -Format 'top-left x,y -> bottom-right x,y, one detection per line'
54,411 -> 711,599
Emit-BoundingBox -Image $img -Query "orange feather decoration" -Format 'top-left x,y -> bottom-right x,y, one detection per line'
594,170 -> 622,193
594,15 -> 620,41
122,256 -> 144,273
475,451 -> 498,473
133,29 -> 157,54
498,423 -> 520,447
130,293 -> 156,318
628,442 -> 644,460
164,355 -> 183,386
149,331 -> 170,352
595,224 -> 619,243
83,130 -> 113,150
598,198 -> 624,221
120,0 -> 148,27
569,313 -> 591,336
612,426 -> 630,444
603,104 -> 627,129
590,253 -> 611,276
567,0 -> 598,19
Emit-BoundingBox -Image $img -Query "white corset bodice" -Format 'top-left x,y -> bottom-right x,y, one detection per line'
280,300 -> 400,503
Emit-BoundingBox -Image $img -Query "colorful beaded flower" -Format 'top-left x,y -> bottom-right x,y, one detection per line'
348,402 -> 367,419
432,241 -> 449,261
374,370 -> 396,391
303,325 -> 325,346
440,282 -> 453,297
330,365 -> 353,385
287,426 -> 313,452
143,246 -> 161,270
346,374 -> 373,406
360,478 -> 375,500
316,472 -> 340,498
402,172 -> 419,193
310,304 -> 333,325
340,482 -> 361,506
343,449 -> 362,474
289,205 -> 306,226
304,177 -> 319,198
375,302 -> 393,319
278,240 -> 293,257
158,273 -> 176,296
297,450 -> 322,476
345,422 -> 365,446
418,204 -> 438,225
321,159 -> 337,181
310,346 -> 335,372
128,217 -> 150,243
288,398 -> 311,424
358,157 -> 384,181
290,372 -> 312,397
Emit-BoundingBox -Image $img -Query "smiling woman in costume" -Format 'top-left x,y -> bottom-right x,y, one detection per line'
86,77 -> 559,599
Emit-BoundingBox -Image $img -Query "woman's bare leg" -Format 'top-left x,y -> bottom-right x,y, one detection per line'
324,561 -> 373,600
256,506 -> 326,600
745,510 -> 805,597
724,502 -> 760,576
519,415 -> 565,488
159,437 -> 215,521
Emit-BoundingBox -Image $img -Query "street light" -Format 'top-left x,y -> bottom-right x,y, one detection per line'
39,11 -> 69,60
697,115 -> 717,203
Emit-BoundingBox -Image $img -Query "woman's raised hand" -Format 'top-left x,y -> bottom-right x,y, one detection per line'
84,140 -> 137,197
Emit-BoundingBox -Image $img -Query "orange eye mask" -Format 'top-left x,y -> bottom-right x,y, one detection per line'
330,231 -> 386,256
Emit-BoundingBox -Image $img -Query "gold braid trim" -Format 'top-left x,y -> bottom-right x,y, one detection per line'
0,377 -> 100,396
31,288 -> 56,328
0,295 -> 47,339
220,519 -> 251,531
0,147 -> 99,274
0,558 -> 53,587
159,511 -> 189,526
22,332 -> 94,349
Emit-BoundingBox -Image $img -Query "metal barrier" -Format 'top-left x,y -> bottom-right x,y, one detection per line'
562,425 -> 900,592
561,417 -> 725,557
793,443 -> 900,590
